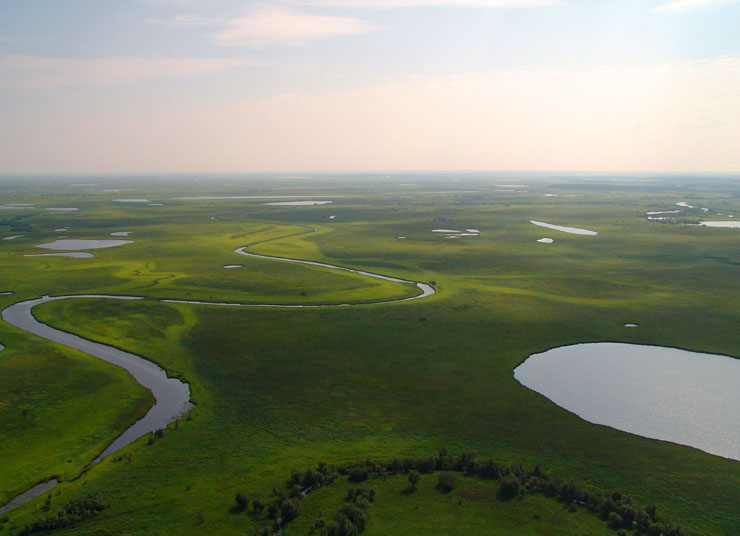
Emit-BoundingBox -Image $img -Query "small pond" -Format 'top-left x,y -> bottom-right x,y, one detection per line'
514,342 -> 740,461
263,200 -> 332,206
35,239 -> 133,250
25,253 -> 94,258
530,220 -> 598,236
699,221 -> 740,229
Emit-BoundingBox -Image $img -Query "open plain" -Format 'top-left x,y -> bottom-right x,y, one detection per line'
1,173 -> 739,535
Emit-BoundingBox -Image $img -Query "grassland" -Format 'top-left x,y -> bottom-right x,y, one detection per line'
285,472 -> 614,536
1,174 -> 739,535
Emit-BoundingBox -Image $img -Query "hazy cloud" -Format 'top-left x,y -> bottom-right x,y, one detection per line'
211,7 -> 384,48
654,0 -> 738,13
5,56 -> 737,172
304,0 -> 561,7
147,14 -> 225,26
0,55 -> 254,89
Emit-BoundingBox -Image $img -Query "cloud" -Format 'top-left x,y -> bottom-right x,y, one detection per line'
304,0 -> 560,6
211,7 -> 384,48
5,56 -> 738,173
654,0 -> 737,13
0,55 -> 254,89
147,14 -> 225,26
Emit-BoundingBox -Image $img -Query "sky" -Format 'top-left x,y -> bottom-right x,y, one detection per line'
1,0 -> 739,173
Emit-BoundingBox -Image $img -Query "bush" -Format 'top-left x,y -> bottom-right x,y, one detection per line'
235,492 -> 248,509
348,467 -> 369,483
407,470 -> 421,489
499,475 -> 520,499
19,493 -> 106,535
280,498 -> 301,522
608,511 -> 624,529
437,472 -> 457,493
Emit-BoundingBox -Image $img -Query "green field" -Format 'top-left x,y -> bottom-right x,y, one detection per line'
1,174 -> 739,535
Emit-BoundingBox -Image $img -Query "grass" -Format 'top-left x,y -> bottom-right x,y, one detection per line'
1,174 -> 739,535
0,321 -> 153,505
285,473 -> 614,536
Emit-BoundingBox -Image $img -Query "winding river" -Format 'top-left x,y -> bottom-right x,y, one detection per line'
1,246 -> 435,512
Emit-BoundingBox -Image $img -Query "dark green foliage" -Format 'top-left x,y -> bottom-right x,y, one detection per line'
608,511 -> 624,529
267,503 -> 279,520
19,493 -> 106,535
252,498 -> 265,514
318,483 -> 374,536
280,497 -> 301,522
437,472 -> 457,493
407,470 -> 421,490
499,474 -> 521,499
313,451 -> 697,535
348,467 -> 369,483
235,492 -> 248,510
303,469 -> 327,489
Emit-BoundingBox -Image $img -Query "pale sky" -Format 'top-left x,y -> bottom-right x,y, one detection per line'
1,0 -> 739,173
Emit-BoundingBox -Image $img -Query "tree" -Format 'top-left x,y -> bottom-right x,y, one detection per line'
252,498 -> 265,514
437,472 -> 457,493
608,512 -> 624,529
499,474 -> 520,499
280,498 -> 301,522
348,467 -> 369,483
235,492 -> 248,510
407,470 -> 420,490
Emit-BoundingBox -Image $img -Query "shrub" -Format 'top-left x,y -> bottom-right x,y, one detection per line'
19,493 -> 106,535
437,472 -> 457,493
349,467 -> 369,483
608,512 -> 624,529
407,470 -> 421,489
499,475 -> 520,499
280,498 -> 301,522
235,492 -> 248,509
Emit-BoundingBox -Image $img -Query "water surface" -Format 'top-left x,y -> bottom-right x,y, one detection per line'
25,253 -> 94,258
264,200 -> 332,206
699,221 -> 740,228
514,342 -> 740,460
2,296 -> 191,463
530,220 -> 598,236
36,239 -> 133,250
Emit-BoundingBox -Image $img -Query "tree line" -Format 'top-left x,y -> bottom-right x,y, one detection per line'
238,448 -> 697,536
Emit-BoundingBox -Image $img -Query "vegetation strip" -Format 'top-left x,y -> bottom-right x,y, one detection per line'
249,452 -> 697,536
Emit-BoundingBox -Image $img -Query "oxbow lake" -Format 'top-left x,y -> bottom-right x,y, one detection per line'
514,343 -> 740,461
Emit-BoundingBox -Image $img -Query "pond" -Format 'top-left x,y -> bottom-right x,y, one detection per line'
699,221 -> 740,228
514,342 -> 740,461
263,200 -> 332,206
25,253 -> 95,258
35,239 -> 133,250
530,220 -> 598,236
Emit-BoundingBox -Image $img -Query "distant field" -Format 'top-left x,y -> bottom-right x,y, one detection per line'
1,175 -> 739,535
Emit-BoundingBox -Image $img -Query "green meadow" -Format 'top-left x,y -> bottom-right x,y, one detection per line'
0,174 -> 739,535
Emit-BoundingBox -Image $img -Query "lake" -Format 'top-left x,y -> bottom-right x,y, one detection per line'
514,342 -> 740,461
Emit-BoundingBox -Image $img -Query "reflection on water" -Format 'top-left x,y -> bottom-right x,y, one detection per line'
515,342 -> 740,461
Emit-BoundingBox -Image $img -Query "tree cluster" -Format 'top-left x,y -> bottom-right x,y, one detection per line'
332,449 -> 695,536
248,449 -> 696,536
248,461 -> 339,535
311,487 -> 375,536
19,493 -> 106,535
